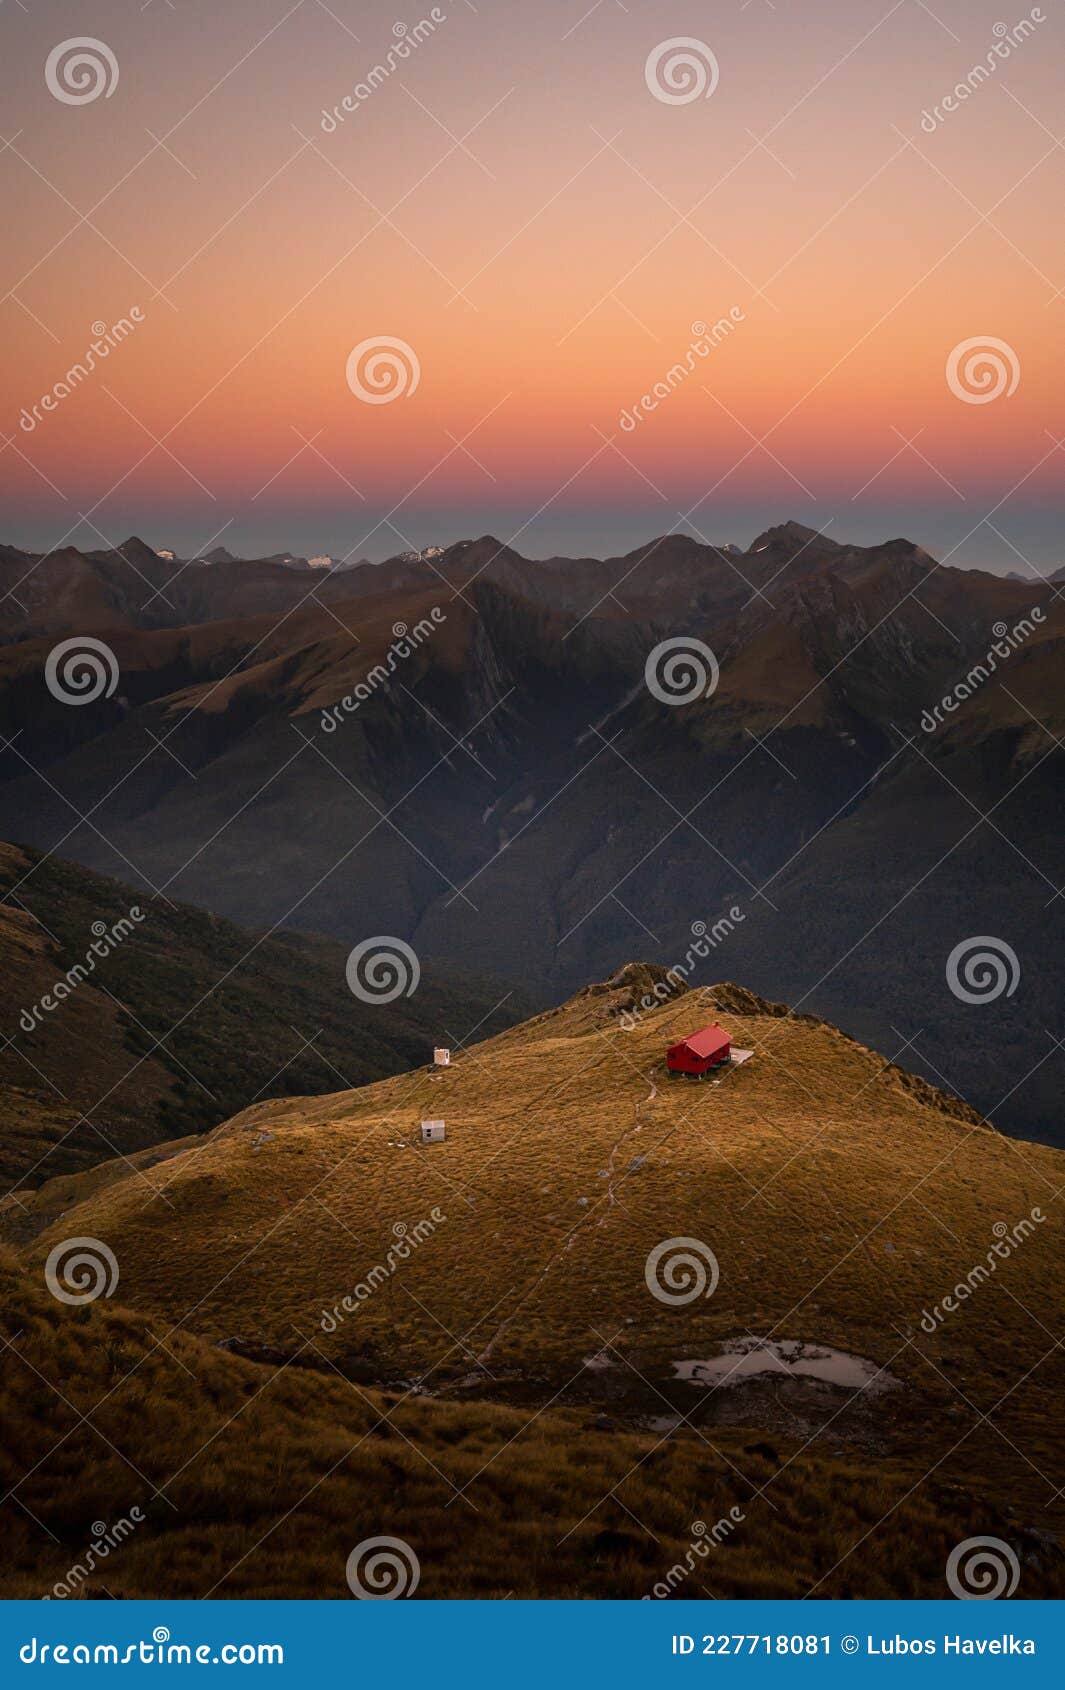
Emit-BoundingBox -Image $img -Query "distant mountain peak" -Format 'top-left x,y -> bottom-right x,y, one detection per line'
633,532 -> 721,559
115,534 -> 159,561
748,520 -> 827,553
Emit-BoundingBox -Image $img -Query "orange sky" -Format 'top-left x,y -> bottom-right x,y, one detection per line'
2,0 -> 1063,568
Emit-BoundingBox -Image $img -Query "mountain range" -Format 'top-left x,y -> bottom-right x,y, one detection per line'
1,520 -> 1060,1145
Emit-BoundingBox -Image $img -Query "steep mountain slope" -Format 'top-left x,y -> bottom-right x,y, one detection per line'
24,972 -> 1062,1535
0,575 -> 653,939
728,593 -> 1065,1146
0,842 -> 521,1194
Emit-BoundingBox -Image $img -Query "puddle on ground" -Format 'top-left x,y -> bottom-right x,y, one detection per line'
672,1337 -> 899,1394
582,1351 -> 616,1372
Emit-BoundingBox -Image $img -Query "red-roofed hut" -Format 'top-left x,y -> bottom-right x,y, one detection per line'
666,1024 -> 731,1078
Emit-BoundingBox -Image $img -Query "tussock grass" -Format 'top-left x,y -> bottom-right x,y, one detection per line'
2,1247 -> 1058,1600
8,972 -> 1064,1597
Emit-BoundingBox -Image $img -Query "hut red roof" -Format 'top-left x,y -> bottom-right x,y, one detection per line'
672,1024 -> 730,1059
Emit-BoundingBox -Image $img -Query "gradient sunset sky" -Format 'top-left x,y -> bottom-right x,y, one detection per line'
2,0 -> 1063,570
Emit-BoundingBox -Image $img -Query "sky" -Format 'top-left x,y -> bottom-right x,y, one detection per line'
2,0 -> 1063,571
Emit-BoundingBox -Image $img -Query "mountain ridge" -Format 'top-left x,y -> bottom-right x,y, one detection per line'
0,841 -> 523,1195
0,521 -> 1031,646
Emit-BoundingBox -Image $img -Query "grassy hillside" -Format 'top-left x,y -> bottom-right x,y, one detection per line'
23,968 -> 1063,1564
1,1245 -> 1060,1600
0,842 -> 522,1193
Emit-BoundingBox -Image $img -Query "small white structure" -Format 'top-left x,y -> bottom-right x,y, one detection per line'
433,1047 -> 451,1067
420,1119 -> 446,1145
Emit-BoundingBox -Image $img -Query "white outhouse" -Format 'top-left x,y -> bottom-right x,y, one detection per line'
420,1119 -> 446,1144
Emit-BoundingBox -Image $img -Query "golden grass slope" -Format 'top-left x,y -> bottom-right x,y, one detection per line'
2,1246 -> 1062,1600
28,971 -> 1062,1450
